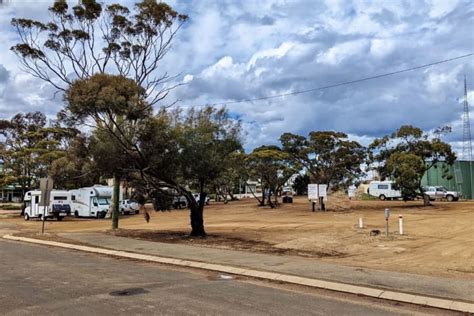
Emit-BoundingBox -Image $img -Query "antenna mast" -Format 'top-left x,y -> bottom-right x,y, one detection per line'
462,76 -> 472,161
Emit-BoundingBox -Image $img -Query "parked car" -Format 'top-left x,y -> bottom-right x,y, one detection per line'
423,186 -> 460,202
193,193 -> 210,205
281,187 -> 293,203
120,199 -> 139,215
172,196 -> 188,209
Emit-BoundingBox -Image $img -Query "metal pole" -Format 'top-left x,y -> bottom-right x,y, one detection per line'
399,215 -> 403,235
41,178 -> 49,234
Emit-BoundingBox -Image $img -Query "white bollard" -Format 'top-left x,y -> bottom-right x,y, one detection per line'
399,215 -> 403,235
359,217 -> 363,229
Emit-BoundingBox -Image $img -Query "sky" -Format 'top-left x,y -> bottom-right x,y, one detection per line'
0,0 -> 473,155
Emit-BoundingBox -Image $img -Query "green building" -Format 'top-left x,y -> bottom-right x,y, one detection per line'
421,160 -> 474,199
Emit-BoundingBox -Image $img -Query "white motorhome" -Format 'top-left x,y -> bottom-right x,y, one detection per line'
368,181 -> 401,200
70,185 -> 113,218
23,190 -> 71,221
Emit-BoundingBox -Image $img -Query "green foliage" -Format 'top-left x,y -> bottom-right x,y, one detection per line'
368,125 -> 456,202
178,107 -> 242,190
49,135 -> 100,189
280,131 -> 365,191
292,174 -> 310,195
65,74 -> 149,122
211,150 -> 247,200
65,74 -> 151,176
246,145 -> 294,206
0,112 -> 77,194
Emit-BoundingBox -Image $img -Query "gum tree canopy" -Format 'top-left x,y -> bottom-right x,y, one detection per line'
280,131 -> 366,191
368,125 -> 456,205
11,0 -> 187,105
0,112 -> 78,198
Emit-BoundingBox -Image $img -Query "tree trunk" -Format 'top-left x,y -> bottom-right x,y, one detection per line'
419,184 -> 431,206
423,194 -> 431,206
189,203 -> 206,237
261,186 -> 266,206
111,172 -> 120,230
189,182 -> 207,237
267,189 -> 274,208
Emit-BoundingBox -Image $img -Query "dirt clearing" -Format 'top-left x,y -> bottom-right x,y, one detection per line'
3,195 -> 473,280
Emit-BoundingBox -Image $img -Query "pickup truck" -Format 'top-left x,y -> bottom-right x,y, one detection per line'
423,186 -> 460,202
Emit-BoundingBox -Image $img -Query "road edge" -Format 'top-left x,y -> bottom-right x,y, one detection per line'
3,234 -> 473,314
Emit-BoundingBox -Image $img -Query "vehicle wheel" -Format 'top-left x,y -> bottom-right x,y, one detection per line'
24,213 -> 30,221
135,210 -> 139,215
120,209 -> 125,215
446,195 -> 454,202
57,216 -> 64,221
74,211 -> 79,218
379,194 -> 386,201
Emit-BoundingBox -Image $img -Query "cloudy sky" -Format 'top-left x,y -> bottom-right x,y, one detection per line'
0,0 -> 473,155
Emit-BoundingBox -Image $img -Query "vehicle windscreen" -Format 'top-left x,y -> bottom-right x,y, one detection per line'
97,197 -> 111,205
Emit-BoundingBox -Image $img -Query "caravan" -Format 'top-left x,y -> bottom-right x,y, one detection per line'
368,181 -> 402,200
70,185 -> 113,218
23,190 -> 71,221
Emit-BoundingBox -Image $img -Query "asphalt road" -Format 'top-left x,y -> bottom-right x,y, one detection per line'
0,240 -> 448,316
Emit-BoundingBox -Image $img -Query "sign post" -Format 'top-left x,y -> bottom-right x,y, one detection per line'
384,208 -> 390,236
39,177 -> 54,234
318,184 -> 327,211
308,184 -> 318,212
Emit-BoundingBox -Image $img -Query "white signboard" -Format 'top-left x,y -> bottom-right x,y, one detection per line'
308,184 -> 318,200
318,184 -> 327,198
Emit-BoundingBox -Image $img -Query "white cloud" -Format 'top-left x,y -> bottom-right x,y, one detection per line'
0,0 -> 472,157
317,39 -> 369,65
370,38 -> 396,58
429,0 -> 461,18
248,42 -> 295,69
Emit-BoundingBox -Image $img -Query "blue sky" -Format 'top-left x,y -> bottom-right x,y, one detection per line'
0,0 -> 473,154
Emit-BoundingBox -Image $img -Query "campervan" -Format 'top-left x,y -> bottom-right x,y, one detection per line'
23,190 -> 71,221
70,185 -> 113,218
368,181 -> 401,200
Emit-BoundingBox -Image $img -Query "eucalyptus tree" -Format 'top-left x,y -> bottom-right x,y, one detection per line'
11,0 -> 187,103
12,0 -> 187,228
0,112 -> 77,198
246,145 -> 294,207
368,125 -> 456,205
280,131 -> 366,191
137,107 -> 243,236
65,73 -> 149,229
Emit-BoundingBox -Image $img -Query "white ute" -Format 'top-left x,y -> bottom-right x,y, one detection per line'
70,185 -> 113,218
23,190 -> 71,221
